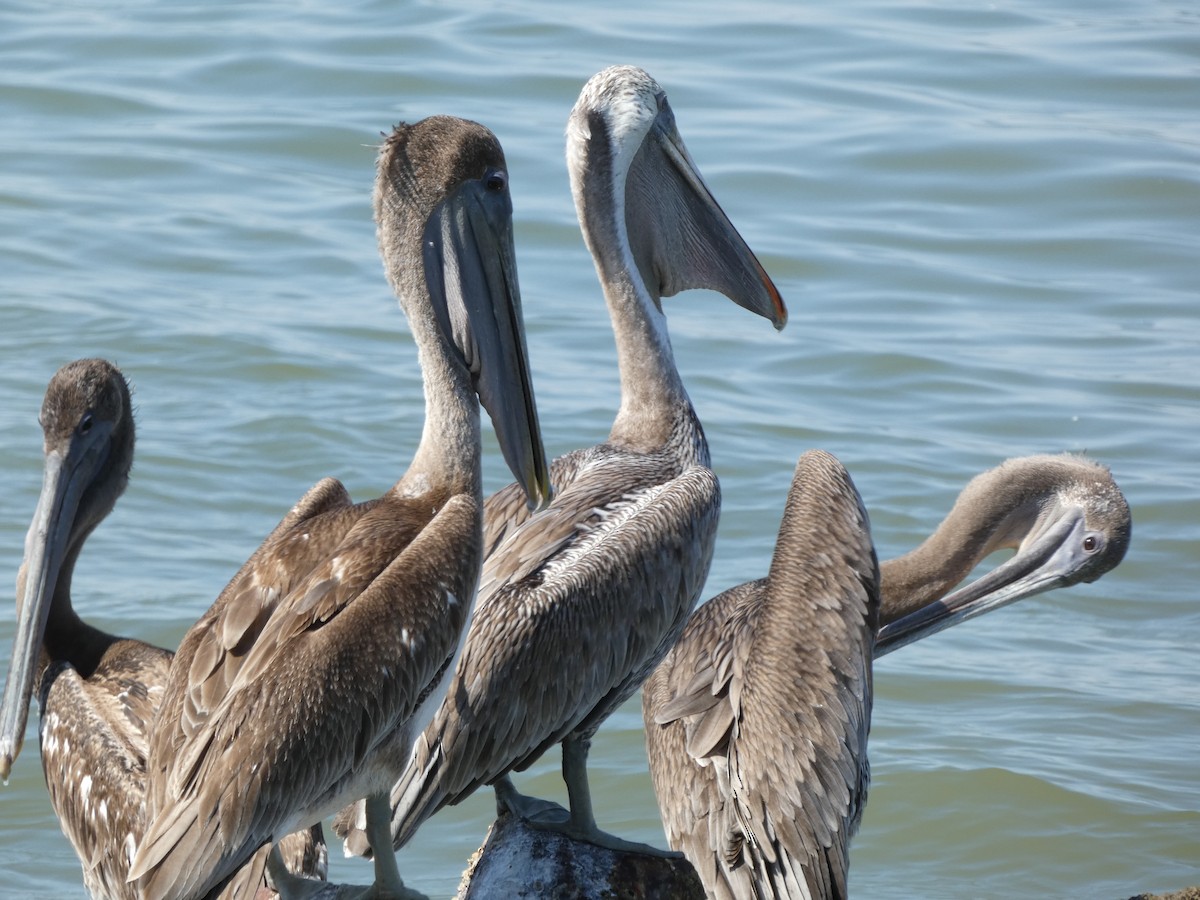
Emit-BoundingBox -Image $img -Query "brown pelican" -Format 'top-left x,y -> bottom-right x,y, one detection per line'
128,116 -> 551,900
334,65 -> 787,860
0,359 -> 326,899
643,452 -> 1131,900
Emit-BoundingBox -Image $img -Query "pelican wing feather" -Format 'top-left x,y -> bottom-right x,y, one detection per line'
645,451 -> 877,900
481,449 -> 592,558
134,480 -> 476,900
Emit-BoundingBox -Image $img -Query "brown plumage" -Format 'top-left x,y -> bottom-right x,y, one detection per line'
644,452 -> 1131,899
130,116 -> 550,900
0,359 -> 325,900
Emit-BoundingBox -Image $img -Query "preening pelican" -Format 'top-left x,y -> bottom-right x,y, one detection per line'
643,452 -> 1131,899
334,65 -> 786,860
0,359 -> 325,899
875,454 -> 1131,655
129,117 -> 551,900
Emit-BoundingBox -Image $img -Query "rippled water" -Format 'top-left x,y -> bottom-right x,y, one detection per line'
1,1 -> 1197,897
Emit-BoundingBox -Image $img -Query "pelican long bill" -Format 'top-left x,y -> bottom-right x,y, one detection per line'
423,174 -> 552,510
0,421 -> 113,781
622,98 -> 787,329
877,495 -> 1127,656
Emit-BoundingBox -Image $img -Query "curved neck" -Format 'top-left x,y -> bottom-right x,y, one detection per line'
879,466 -> 1047,626
880,532 -> 994,627
39,530 -> 114,680
603,265 -> 689,449
573,140 -> 689,452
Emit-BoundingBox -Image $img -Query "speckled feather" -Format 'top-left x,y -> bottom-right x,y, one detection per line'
644,450 -> 879,900
40,640 -> 326,900
39,641 -> 171,898
480,450 -> 590,560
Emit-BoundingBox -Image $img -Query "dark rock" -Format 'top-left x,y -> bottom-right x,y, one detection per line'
455,813 -> 704,899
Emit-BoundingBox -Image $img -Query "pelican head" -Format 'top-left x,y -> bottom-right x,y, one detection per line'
876,455 -> 1132,655
376,116 -> 551,510
0,359 -> 134,781
567,65 -> 787,329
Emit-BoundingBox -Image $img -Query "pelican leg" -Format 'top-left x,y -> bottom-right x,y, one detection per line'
357,792 -> 428,900
560,733 -> 679,857
560,734 -> 599,836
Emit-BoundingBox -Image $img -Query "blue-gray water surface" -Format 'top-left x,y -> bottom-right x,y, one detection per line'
1,1 -> 1196,897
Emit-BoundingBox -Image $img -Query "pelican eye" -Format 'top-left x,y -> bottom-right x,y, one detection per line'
484,170 -> 507,193
79,412 -> 94,435
1082,535 -> 1100,553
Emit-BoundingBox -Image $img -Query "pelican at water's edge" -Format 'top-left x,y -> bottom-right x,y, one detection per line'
644,452 -> 1131,899
334,64 -> 787,860
0,359 -> 325,899
129,117 -> 551,900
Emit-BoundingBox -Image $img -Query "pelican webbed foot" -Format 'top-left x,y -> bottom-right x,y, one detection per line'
493,774 -> 569,824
